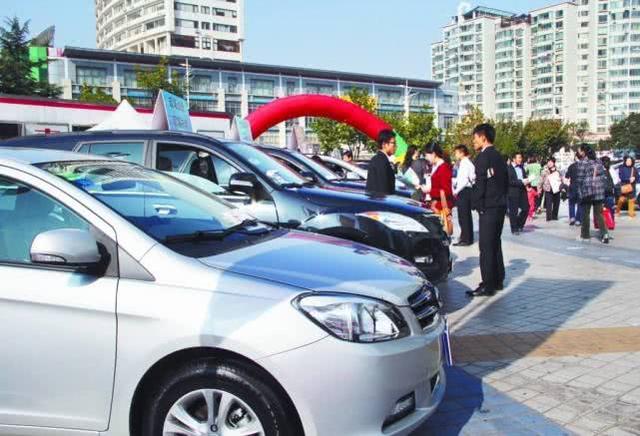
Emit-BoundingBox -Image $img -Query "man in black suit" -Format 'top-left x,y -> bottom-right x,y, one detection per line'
366,129 -> 396,196
507,152 -> 530,235
467,123 -> 509,297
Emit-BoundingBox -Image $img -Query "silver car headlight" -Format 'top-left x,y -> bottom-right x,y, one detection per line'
357,211 -> 429,233
293,293 -> 410,343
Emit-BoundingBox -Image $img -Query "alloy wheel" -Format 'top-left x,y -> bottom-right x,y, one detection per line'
163,388 -> 265,436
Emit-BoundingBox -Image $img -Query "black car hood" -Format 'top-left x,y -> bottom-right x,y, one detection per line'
293,185 -> 428,215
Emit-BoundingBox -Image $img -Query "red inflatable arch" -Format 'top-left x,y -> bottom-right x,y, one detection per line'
245,94 -> 392,141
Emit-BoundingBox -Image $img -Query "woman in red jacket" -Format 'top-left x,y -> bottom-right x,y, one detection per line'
423,142 -> 454,213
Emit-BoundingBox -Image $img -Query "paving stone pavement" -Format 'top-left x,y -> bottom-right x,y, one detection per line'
413,209 -> 640,435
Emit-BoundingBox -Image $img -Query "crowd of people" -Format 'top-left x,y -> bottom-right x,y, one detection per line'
363,123 -> 637,297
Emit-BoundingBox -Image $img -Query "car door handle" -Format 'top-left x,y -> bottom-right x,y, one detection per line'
153,204 -> 177,216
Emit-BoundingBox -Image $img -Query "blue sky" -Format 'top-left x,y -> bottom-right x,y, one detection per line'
3,0 -> 554,79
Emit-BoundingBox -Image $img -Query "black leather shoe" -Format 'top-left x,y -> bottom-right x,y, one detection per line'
466,285 -> 497,297
453,241 -> 473,246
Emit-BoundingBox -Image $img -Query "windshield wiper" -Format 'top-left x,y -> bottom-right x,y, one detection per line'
163,219 -> 266,243
280,182 -> 305,188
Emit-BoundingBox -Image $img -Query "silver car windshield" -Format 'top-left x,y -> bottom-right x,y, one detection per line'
291,152 -> 340,181
224,142 -> 307,186
40,161 -> 257,242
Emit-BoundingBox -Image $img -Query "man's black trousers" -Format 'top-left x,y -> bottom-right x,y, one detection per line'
457,187 -> 474,243
508,190 -> 529,232
479,207 -> 506,290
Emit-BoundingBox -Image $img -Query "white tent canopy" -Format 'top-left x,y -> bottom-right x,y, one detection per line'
89,100 -> 149,131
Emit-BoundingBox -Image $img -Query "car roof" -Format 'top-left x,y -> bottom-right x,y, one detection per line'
1,130 -> 225,145
0,147 -> 108,165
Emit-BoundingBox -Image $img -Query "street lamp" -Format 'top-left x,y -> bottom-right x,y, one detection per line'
395,82 -> 419,118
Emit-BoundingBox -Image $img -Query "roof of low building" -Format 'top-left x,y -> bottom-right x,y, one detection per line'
62,46 -> 443,90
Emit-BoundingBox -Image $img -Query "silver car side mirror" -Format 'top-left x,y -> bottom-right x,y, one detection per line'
30,228 -> 102,267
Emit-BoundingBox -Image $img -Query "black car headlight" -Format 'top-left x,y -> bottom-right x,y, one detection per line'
293,293 -> 410,343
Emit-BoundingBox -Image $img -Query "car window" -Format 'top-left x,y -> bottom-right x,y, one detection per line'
291,152 -> 340,181
211,155 -> 240,187
0,176 -> 89,264
157,143 -> 219,184
222,142 -> 306,186
78,142 -> 145,164
42,161 -> 254,244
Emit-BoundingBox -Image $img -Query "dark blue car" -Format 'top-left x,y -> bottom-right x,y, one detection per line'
1,130 -> 451,281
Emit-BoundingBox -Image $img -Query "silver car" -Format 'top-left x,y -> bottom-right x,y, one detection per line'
0,148 -> 445,436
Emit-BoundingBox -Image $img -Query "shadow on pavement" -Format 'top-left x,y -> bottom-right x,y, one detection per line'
413,367 -> 568,435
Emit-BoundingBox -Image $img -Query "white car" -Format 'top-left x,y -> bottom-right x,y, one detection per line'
0,148 -> 446,436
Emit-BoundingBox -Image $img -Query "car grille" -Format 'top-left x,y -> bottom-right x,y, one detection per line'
407,284 -> 441,330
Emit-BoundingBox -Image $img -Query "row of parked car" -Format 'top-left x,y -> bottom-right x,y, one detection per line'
0,130 -> 449,436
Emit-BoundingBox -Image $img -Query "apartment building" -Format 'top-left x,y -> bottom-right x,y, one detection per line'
576,0 -> 640,134
432,1 -> 640,135
530,3 -> 578,121
95,0 -> 244,61
431,6 -> 515,119
494,15 -> 532,122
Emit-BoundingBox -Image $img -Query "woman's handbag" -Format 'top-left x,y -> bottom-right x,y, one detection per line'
439,190 -> 454,236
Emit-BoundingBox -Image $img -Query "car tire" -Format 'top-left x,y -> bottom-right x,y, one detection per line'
141,358 -> 297,436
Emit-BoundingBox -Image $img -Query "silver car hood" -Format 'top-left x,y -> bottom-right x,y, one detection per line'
199,231 -> 424,306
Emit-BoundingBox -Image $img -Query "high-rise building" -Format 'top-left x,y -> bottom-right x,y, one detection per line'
431,7 -> 516,119
95,0 -> 244,61
431,1 -> 640,136
576,0 -> 640,134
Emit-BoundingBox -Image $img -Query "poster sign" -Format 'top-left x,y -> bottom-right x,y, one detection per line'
151,90 -> 193,132
230,116 -> 254,142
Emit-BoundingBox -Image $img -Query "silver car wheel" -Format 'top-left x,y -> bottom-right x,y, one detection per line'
163,388 -> 265,436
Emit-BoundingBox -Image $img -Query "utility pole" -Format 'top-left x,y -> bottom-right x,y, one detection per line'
181,59 -> 192,107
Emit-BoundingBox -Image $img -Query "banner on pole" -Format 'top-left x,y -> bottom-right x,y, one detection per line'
151,90 -> 193,132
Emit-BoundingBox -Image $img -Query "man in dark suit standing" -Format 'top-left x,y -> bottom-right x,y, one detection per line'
467,123 -> 509,297
366,129 -> 396,196
507,152 -> 530,235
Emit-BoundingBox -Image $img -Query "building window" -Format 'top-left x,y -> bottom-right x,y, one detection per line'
217,40 -> 240,53
76,67 -> 107,86
201,22 -> 210,31
175,2 -> 198,13
285,80 -> 297,95
175,19 -> 198,29
123,70 -> 138,88
201,6 -> 210,14
213,23 -> 238,33
214,8 -> 237,18
192,75 -> 213,92
171,34 -> 196,48
190,100 -> 217,112
250,79 -> 275,97
225,100 -> 241,116
226,76 -> 239,94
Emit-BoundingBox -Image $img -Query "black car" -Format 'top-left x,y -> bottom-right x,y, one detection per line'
1,131 -> 451,281
259,146 -> 414,198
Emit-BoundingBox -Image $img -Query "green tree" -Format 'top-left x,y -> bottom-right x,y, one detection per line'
310,87 -> 378,158
521,119 -> 571,159
381,107 -> 440,150
493,119 -> 524,158
569,120 -> 590,145
78,83 -> 117,105
0,17 -> 60,97
135,57 -> 183,102
443,106 -> 485,153
606,113 -> 640,153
